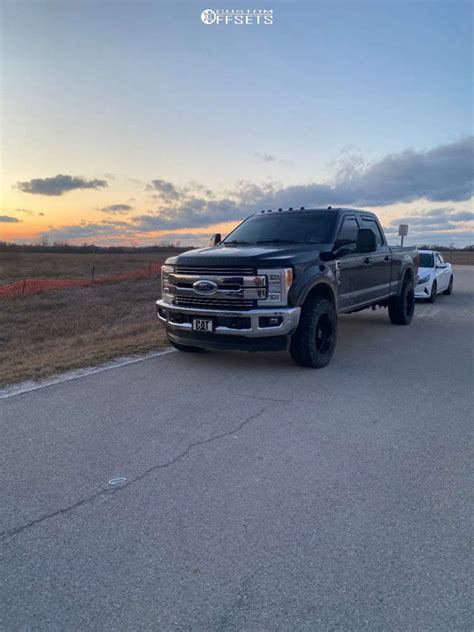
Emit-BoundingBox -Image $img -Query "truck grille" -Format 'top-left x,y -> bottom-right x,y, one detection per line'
175,265 -> 254,276
175,296 -> 254,310
169,264 -> 262,311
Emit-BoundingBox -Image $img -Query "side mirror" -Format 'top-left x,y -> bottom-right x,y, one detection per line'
357,228 -> 376,253
209,233 -> 221,247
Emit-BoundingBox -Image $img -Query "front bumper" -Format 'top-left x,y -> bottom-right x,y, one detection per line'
156,299 -> 301,338
415,282 -> 431,298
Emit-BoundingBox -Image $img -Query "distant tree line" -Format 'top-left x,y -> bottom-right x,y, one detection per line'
0,240 -> 472,254
416,244 -> 474,251
0,241 -> 192,254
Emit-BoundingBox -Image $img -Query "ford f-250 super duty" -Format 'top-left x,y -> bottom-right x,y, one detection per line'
156,207 -> 418,368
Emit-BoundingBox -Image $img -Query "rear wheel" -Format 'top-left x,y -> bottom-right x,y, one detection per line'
168,339 -> 205,353
443,276 -> 453,295
389,275 -> 415,325
427,280 -> 437,303
290,297 -> 337,368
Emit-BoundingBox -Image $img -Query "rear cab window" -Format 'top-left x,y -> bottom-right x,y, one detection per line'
361,216 -> 384,246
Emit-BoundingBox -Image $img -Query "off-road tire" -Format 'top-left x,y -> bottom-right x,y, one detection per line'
389,275 -> 415,325
427,280 -> 437,303
168,339 -> 205,353
443,276 -> 453,295
290,298 -> 337,368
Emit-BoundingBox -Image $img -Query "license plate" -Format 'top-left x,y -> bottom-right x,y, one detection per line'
192,318 -> 213,332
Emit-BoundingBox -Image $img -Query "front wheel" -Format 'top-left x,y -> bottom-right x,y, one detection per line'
290,297 -> 337,368
389,276 -> 415,325
443,276 -> 453,295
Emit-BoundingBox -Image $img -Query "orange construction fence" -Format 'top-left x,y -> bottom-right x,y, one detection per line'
0,263 -> 162,299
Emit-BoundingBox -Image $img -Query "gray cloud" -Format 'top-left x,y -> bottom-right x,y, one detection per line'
38,220 -> 134,242
0,215 -> 22,223
385,206 -> 473,246
146,179 -> 182,202
334,137 -> 474,205
133,137 -> 473,232
389,207 -> 474,228
100,203 -> 133,214
17,174 -> 108,196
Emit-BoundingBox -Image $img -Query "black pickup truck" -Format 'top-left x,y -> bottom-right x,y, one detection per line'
156,207 -> 418,368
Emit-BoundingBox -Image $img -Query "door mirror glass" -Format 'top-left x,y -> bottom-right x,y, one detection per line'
210,233 -> 222,246
357,228 -> 377,253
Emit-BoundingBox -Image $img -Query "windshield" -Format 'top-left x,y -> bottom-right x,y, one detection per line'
419,252 -> 434,268
224,211 -> 336,246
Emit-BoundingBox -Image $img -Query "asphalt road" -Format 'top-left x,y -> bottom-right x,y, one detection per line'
1,266 -> 472,631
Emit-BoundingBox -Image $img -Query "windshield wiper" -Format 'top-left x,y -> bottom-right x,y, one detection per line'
256,239 -> 298,244
223,240 -> 251,246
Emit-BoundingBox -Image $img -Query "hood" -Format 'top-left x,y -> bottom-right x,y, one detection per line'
418,266 -> 434,277
166,243 -> 328,268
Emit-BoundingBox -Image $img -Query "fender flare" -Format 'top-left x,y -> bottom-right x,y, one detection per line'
296,278 -> 338,310
396,264 -> 415,295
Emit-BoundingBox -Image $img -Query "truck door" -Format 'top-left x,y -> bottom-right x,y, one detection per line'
334,215 -> 368,311
360,216 -> 392,302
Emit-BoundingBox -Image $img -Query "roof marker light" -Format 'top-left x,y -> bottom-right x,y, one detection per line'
300,207 -> 305,210
289,207 -> 293,211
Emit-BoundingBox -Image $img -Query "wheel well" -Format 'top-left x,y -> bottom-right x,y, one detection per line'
304,283 -> 335,306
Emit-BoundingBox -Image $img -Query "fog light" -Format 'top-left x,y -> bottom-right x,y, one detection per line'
259,316 -> 283,328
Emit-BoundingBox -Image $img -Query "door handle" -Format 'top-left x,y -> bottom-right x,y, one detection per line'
363,257 -> 371,265
384,255 -> 390,262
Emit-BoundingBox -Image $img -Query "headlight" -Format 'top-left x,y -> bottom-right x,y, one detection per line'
418,275 -> 430,285
257,268 -> 293,306
161,265 -> 175,302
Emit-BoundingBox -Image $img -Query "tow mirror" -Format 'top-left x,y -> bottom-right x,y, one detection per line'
357,228 -> 376,253
210,233 -> 222,246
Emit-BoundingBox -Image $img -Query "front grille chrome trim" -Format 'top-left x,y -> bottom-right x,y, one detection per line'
175,266 -> 255,276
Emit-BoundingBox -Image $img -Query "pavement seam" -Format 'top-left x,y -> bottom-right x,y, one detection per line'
0,406 -> 269,542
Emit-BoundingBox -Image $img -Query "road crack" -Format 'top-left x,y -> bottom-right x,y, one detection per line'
1,407 -> 268,542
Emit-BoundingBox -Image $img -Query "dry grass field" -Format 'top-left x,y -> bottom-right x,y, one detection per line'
439,251 -> 474,265
0,252 -> 179,386
0,277 -> 167,386
0,251 -> 175,284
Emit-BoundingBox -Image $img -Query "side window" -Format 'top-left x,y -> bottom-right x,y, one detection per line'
362,217 -> 384,246
336,217 -> 358,255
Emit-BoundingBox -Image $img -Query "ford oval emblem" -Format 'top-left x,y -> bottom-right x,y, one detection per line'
193,279 -> 218,295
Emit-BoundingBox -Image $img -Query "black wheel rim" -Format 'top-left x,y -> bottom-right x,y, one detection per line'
315,314 -> 333,354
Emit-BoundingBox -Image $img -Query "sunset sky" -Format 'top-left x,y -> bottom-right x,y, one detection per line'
1,0 -> 473,247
